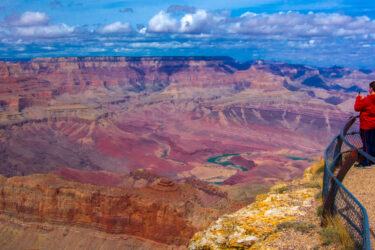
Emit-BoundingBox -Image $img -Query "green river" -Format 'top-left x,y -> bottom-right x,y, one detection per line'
206,153 -> 248,172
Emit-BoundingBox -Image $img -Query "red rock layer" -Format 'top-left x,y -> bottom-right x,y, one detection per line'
0,173 -> 232,245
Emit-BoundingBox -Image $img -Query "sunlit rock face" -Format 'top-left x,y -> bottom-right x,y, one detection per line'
188,164 -> 320,249
0,171 -> 238,246
0,56 -> 362,185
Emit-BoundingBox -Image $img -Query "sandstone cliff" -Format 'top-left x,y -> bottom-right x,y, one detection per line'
0,171 -> 237,246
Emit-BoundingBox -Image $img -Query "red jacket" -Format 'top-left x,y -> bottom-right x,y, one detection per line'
354,94 -> 375,129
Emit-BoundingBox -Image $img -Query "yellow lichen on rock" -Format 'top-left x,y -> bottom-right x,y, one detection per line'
188,162 -> 321,249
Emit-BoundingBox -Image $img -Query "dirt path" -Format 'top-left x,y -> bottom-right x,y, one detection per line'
342,166 -> 375,245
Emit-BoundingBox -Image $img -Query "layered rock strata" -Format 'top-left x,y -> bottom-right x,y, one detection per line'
0,56 -> 359,184
0,172 -> 234,246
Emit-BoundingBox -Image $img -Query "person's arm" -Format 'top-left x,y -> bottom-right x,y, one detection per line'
354,95 -> 368,111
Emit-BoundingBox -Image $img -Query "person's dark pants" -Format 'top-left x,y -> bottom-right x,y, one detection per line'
360,128 -> 375,166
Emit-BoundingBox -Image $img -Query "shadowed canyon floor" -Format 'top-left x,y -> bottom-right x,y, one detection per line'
0,56 -> 369,246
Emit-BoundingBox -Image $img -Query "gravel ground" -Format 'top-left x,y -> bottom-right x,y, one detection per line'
342,166 -> 375,244
262,181 -> 342,250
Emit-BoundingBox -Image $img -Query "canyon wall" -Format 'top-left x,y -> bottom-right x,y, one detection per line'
0,171 -> 236,246
0,56 -> 365,184
0,56 -> 369,246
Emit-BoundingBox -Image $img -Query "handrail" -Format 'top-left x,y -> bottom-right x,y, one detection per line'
324,115 -> 371,249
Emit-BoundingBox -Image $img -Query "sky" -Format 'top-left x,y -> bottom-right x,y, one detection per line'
1,0 -> 375,68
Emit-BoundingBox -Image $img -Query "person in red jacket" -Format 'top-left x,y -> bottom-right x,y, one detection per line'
354,81 -> 375,168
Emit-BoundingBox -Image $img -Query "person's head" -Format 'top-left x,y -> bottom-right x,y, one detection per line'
369,81 -> 375,94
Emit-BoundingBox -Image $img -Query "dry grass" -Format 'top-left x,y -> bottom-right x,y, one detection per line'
319,215 -> 355,249
267,159 -> 357,249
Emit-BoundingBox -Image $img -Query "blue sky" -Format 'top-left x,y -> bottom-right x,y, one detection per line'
1,0 -> 375,68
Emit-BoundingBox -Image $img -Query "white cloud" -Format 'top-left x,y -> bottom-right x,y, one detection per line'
288,40 -> 317,49
14,24 -> 74,38
147,9 -> 226,34
139,27 -> 147,34
145,9 -> 375,40
3,8 -> 375,69
180,10 -> 211,33
114,48 -> 132,52
130,41 -> 193,49
147,11 -> 179,33
312,13 -> 351,26
9,11 -> 50,27
42,46 -> 56,50
14,46 -> 25,51
99,22 -> 132,34
234,11 -> 375,39
3,11 -> 75,39
89,48 -> 107,52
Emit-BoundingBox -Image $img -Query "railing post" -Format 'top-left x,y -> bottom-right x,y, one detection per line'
333,136 -> 343,171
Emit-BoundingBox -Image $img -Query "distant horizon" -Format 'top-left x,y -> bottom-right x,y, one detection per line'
1,0 -> 375,69
1,55 -> 373,70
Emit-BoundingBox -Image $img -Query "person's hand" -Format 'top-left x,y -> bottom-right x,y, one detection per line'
358,92 -> 363,99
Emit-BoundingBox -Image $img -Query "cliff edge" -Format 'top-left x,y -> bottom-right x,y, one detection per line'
188,161 -> 346,249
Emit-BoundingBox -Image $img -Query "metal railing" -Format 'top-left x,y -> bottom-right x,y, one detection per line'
323,115 -> 371,249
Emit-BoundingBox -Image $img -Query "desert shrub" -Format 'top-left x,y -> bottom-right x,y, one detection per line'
315,190 -> 322,199
305,183 -> 321,189
315,165 -> 325,175
319,216 -> 355,249
316,205 -> 323,217
276,221 -> 294,230
310,159 -> 325,176
295,222 -> 317,233
275,186 -> 289,194
276,221 -> 317,233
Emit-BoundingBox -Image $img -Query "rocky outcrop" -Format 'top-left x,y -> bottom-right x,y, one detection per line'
0,61 -> 9,78
189,162 -> 323,249
230,155 -> 256,170
0,173 -> 235,246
